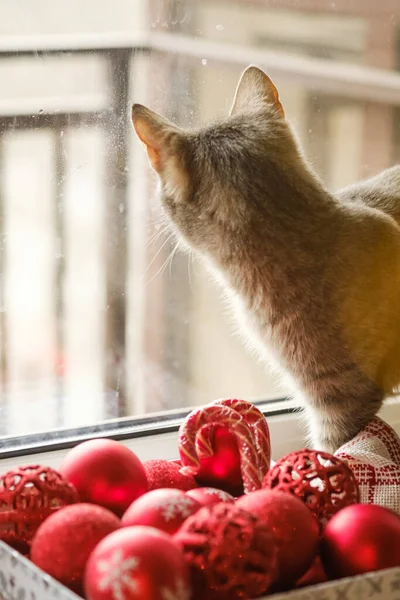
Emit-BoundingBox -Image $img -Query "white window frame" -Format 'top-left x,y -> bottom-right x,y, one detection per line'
1,32 -> 399,472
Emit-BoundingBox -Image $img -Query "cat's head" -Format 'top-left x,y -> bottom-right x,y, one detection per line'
131,66 -> 300,256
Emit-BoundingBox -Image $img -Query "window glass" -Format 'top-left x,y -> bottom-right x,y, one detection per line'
0,0 -> 399,436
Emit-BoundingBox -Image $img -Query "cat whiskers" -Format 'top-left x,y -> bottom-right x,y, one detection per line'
143,231 -> 175,278
145,240 -> 180,287
146,221 -> 171,247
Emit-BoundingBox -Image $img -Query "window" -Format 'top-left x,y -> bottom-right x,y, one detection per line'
0,0 -> 399,462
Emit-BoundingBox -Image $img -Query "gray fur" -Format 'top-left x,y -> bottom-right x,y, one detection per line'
132,66 -> 400,452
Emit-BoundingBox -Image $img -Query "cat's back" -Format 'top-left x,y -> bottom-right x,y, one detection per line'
337,165 -> 400,226
332,199 -> 400,394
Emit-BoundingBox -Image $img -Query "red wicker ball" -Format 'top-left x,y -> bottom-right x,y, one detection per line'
0,465 -> 78,555
174,502 -> 277,599
262,449 -> 359,527
144,459 -> 197,491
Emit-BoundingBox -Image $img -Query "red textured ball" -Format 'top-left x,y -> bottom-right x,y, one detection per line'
85,526 -> 191,600
59,438 -> 148,516
122,489 -> 201,535
144,460 -> 197,491
186,487 -> 234,506
31,503 -> 120,594
263,449 -> 359,527
321,504 -> 400,578
174,502 -> 277,599
237,489 -> 319,585
0,465 -> 78,555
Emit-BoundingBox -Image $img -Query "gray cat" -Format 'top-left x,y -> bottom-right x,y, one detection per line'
131,66 -> 400,452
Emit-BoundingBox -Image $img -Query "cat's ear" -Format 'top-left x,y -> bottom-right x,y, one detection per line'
230,66 -> 285,118
131,104 -> 183,174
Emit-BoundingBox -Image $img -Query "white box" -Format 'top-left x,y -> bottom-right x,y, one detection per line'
0,540 -> 399,600
0,541 -> 80,600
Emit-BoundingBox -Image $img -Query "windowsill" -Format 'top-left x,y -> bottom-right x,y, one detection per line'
0,397 -> 398,473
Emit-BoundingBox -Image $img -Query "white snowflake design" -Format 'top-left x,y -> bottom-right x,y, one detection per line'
97,549 -> 141,600
154,494 -> 197,522
161,578 -> 191,600
203,487 -> 232,501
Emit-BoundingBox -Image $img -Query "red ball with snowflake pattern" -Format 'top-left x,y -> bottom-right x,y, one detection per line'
85,526 -> 191,600
186,487 -> 235,506
121,489 -> 201,535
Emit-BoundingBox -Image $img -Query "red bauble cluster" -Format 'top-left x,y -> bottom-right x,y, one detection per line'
263,448 -> 360,527
4,399 -> 400,600
0,465 -> 78,554
174,502 -> 277,599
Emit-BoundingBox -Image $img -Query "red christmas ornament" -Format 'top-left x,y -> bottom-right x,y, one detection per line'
59,438 -> 148,516
187,425 -> 244,496
85,526 -> 191,600
144,459 -> 197,492
321,504 -> 400,578
31,503 -> 120,594
237,489 -> 319,586
178,399 -> 270,496
122,489 -> 201,535
296,556 -> 328,588
186,487 -> 234,506
174,502 -> 277,599
0,465 -> 78,555
263,449 -> 359,527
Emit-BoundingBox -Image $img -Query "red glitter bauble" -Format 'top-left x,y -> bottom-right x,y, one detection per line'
237,489 -> 319,586
0,465 -> 78,555
85,526 -> 191,600
186,487 -> 234,506
263,449 -> 359,527
174,502 -> 277,599
59,438 -> 148,516
190,426 -> 243,496
321,504 -> 400,578
31,503 -> 120,595
144,460 -> 197,492
122,489 -> 201,535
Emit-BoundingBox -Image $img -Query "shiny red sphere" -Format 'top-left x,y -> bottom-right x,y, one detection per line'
31,503 -> 120,594
59,439 -> 148,516
237,489 -> 319,585
85,526 -> 191,600
322,504 -> 400,578
122,489 -> 201,535
192,426 -> 243,496
186,487 -> 234,506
